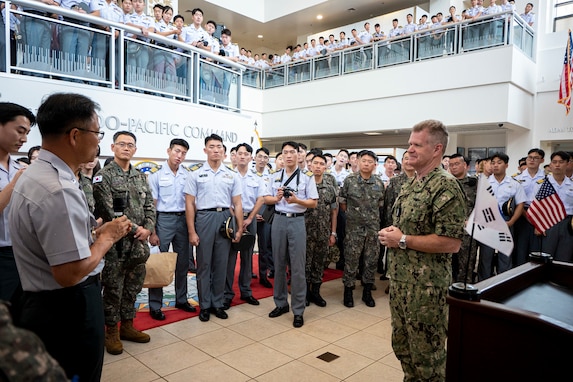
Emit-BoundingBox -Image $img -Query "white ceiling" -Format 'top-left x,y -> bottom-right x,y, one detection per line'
176,0 -> 426,54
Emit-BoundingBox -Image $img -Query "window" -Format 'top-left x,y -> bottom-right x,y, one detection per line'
555,0 -> 573,32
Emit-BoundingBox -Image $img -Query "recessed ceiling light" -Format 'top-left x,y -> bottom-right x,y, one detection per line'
364,132 -> 382,135
316,14 -> 323,20
257,35 -> 263,38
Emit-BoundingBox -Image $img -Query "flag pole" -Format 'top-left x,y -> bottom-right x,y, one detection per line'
448,177 -> 480,301
527,176 -> 554,263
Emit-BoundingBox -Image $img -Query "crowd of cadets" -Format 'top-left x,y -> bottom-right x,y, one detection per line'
241,0 -> 534,70
442,149 -> 573,283
1,1 -> 535,78
246,144 -> 572,291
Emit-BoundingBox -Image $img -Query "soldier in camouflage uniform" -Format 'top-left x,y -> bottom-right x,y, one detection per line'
449,153 -> 478,283
380,120 -> 466,382
79,171 -> 96,214
305,154 -> 338,307
340,150 -> 384,308
0,301 -> 68,381
93,131 -> 156,355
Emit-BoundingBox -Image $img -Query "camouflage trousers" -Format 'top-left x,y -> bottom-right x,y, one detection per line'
102,239 -> 149,326
390,280 -> 448,382
305,231 -> 330,284
455,233 -> 478,284
342,228 -> 378,287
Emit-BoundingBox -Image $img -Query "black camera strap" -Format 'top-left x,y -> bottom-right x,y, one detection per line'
279,168 -> 300,188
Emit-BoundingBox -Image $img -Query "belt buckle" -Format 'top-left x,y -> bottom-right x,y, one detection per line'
286,212 -> 293,217
216,207 -> 223,212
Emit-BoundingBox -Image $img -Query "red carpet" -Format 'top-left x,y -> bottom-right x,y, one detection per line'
133,256 -> 343,331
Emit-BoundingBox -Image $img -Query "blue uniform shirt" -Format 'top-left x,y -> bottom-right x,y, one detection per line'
0,159 -> 21,247
184,162 -> 241,210
148,161 -> 188,212
265,168 -> 319,214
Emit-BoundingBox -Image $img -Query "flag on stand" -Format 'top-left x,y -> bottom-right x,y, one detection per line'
558,29 -> 573,115
465,175 -> 514,256
526,178 -> 566,233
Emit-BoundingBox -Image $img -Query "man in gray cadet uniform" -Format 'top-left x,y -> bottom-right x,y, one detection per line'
147,138 -> 196,320
223,143 -> 264,309
264,141 -> 318,328
185,134 -> 243,322
0,102 -> 35,311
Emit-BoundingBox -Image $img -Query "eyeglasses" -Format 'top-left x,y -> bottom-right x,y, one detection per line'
527,156 -> 542,161
115,142 -> 136,149
75,127 -> 105,141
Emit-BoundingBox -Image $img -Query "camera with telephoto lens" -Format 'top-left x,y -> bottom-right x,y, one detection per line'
283,187 -> 295,198
200,39 -> 208,47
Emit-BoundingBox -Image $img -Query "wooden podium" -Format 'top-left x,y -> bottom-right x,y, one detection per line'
446,260 -> 573,382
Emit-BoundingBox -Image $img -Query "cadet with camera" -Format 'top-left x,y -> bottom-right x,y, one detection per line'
264,141 -> 318,328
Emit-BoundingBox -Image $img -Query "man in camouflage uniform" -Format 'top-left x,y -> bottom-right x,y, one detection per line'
79,171 -> 96,214
380,151 -> 416,290
449,153 -> 478,283
93,131 -> 156,355
0,301 -> 68,381
379,120 -> 466,382
340,150 -> 384,308
305,154 -> 338,307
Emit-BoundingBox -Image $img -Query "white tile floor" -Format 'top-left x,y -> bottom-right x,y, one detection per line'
102,278 -> 404,382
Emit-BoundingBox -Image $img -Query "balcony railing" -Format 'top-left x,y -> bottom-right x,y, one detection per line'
0,0 -> 244,111
242,11 -> 535,90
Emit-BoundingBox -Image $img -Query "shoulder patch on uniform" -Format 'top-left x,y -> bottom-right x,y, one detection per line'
190,163 -> 203,171
251,169 -> 263,177
269,168 -> 277,174
305,170 -> 313,176
182,165 -> 191,172
93,175 -> 103,184
226,165 -> 237,172
511,172 -> 519,178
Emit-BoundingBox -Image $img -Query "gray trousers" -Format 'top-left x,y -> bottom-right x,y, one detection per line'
148,213 -> 190,311
543,216 -> 573,262
225,216 -> 255,300
271,214 -> 306,315
196,210 -> 231,310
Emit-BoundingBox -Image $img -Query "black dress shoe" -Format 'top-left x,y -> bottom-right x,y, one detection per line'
240,296 -> 260,305
210,307 -> 228,319
199,309 -> 210,322
175,302 -> 197,313
150,309 -> 165,321
222,299 -> 232,310
251,273 -> 258,279
268,305 -> 289,318
268,270 -> 275,279
293,315 -> 304,328
259,278 -> 273,288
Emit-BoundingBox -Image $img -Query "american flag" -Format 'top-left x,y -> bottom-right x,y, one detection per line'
558,30 -> 573,115
526,178 -> 566,233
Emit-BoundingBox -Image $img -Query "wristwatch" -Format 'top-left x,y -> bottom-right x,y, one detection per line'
330,232 -> 338,238
398,234 -> 407,250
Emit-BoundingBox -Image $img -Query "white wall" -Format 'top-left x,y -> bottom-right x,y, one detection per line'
0,76 -> 255,164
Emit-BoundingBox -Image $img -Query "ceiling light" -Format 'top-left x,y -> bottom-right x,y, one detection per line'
257,35 -> 263,38
316,14 -> 323,20
364,132 -> 382,136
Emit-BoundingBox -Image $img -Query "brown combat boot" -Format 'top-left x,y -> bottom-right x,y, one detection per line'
105,324 -> 123,355
120,319 -> 150,343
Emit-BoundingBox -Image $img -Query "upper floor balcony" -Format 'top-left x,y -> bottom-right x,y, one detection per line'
1,0 -> 244,111
242,10 -> 535,90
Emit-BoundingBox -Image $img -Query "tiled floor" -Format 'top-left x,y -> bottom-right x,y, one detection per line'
102,278 -> 404,382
